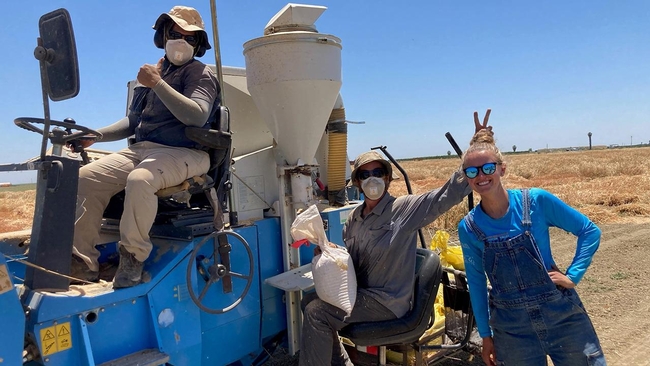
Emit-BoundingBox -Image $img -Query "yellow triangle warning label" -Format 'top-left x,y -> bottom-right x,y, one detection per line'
58,325 -> 70,336
43,329 -> 56,341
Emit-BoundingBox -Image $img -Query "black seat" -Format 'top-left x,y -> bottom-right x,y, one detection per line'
339,248 -> 442,365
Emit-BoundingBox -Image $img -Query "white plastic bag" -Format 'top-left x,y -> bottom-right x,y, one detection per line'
290,205 -> 357,315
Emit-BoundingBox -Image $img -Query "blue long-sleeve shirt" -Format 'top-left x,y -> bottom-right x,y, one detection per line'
457,188 -> 601,338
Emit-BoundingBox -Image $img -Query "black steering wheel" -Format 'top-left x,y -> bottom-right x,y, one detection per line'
186,230 -> 254,314
14,117 -> 102,143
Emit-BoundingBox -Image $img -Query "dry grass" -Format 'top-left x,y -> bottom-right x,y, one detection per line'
2,148 -> 649,235
389,147 -> 650,238
0,190 -> 36,232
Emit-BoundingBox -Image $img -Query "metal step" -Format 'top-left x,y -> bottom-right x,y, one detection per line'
98,349 -> 170,366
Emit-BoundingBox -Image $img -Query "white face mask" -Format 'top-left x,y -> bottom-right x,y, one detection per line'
361,177 -> 386,201
165,39 -> 194,66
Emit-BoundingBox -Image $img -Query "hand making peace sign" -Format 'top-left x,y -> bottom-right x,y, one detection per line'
473,108 -> 493,134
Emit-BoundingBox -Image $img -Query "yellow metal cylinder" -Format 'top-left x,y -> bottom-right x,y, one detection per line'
327,108 -> 347,204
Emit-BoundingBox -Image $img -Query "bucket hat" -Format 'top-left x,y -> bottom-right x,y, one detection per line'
349,151 -> 397,188
153,6 -> 212,57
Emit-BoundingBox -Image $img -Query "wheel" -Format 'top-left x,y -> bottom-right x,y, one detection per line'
14,117 -> 101,143
186,230 -> 254,314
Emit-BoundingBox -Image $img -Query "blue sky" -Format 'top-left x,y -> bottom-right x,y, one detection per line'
1,1 -> 648,184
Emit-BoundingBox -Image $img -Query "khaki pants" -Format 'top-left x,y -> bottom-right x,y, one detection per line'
73,141 -> 210,271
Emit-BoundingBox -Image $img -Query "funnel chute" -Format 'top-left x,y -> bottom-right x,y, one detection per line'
243,3 -> 342,166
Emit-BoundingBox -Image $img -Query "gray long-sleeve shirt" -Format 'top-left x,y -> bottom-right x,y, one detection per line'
343,170 -> 471,318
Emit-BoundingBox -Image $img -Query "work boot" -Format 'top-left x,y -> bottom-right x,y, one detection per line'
112,246 -> 144,289
70,255 -> 99,284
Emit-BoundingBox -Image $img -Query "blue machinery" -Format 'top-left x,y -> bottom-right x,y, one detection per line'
0,3 -> 359,365
1,210 -> 351,365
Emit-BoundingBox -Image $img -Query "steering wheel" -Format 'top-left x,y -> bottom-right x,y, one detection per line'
186,230 -> 254,314
14,117 -> 102,143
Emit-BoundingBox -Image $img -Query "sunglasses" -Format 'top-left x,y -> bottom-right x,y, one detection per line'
357,168 -> 387,181
168,30 -> 198,46
463,162 -> 499,179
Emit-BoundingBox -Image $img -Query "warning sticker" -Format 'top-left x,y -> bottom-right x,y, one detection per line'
40,322 -> 73,356
0,264 -> 12,294
56,323 -> 72,352
40,328 -> 57,356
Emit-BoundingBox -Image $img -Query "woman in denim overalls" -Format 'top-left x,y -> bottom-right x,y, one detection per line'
457,130 -> 606,365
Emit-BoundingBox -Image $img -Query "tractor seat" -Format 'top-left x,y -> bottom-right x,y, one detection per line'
154,105 -> 232,202
339,248 -> 442,365
155,174 -> 213,199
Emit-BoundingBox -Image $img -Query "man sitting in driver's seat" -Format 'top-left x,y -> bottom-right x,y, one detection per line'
69,5 -> 220,289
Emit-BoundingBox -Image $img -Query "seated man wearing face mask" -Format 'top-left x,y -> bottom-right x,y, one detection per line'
69,6 -> 220,289
300,113 -> 492,365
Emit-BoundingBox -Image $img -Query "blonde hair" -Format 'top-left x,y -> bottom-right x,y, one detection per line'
462,129 -> 503,165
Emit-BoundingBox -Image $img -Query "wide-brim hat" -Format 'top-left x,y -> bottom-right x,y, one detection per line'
153,6 -> 212,58
349,151 -> 398,188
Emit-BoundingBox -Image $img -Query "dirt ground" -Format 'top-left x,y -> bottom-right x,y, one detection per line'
264,221 -> 650,366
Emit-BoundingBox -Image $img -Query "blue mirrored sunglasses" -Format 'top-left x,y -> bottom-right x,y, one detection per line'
357,167 -> 386,181
463,162 -> 499,179
168,30 -> 198,46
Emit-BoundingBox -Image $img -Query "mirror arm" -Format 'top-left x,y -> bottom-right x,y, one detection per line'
35,37 -> 53,161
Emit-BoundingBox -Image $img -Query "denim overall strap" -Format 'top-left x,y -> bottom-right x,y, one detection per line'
521,188 -> 547,270
464,214 -> 487,242
521,188 -> 532,227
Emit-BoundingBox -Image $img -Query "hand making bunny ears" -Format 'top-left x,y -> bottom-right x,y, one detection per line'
474,108 -> 493,134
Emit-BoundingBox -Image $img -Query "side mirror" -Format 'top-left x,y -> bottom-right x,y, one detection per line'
36,8 -> 79,101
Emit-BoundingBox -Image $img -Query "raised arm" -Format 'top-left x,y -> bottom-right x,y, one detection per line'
137,59 -> 218,127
